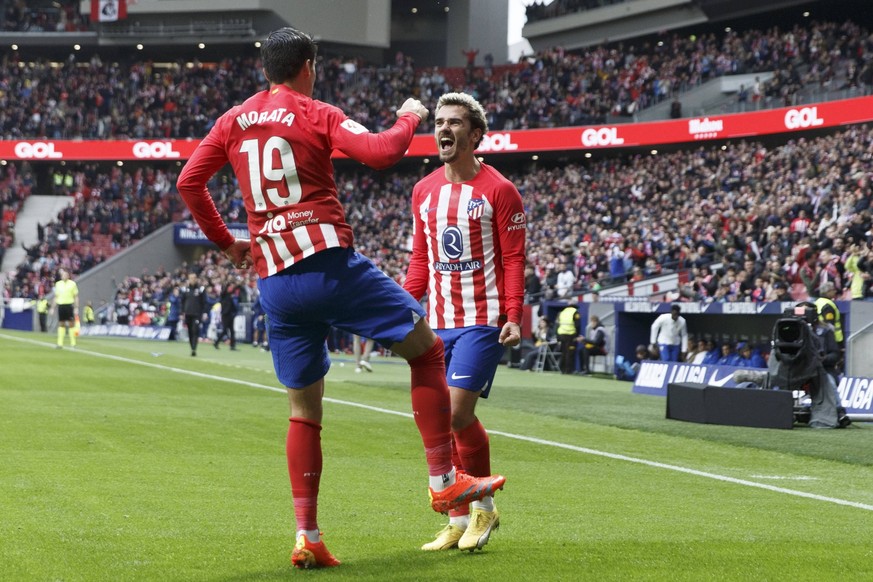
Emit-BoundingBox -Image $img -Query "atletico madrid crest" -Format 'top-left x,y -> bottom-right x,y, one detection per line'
467,199 -> 484,220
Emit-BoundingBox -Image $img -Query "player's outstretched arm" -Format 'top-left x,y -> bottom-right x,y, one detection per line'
332,98 -> 428,170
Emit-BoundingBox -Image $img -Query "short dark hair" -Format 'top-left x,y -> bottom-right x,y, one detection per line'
670,304 -> 681,313
261,27 -> 317,84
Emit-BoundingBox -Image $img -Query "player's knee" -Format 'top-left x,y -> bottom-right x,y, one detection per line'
450,412 -> 475,433
408,334 -> 444,368
397,320 -> 441,362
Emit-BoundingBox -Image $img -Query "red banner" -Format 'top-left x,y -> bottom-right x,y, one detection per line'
91,0 -> 126,23
2,96 -> 872,162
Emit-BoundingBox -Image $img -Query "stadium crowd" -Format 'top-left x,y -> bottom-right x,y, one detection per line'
3,16 -> 873,313
1,0 -> 86,33
4,119 -> 873,311
0,161 -> 35,269
0,18 -> 869,141
524,0 -> 631,24
2,162 -> 245,301
103,248 -> 255,337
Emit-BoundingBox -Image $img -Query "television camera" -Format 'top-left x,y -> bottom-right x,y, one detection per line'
768,303 -> 848,428
735,303 -> 848,428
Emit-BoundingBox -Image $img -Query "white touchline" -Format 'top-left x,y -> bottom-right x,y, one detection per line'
6,333 -> 873,512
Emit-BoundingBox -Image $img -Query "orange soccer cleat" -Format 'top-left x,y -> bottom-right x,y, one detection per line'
290,533 -> 341,569
428,471 -> 506,514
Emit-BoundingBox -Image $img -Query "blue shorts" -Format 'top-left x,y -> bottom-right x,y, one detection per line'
255,318 -> 267,332
258,247 -> 425,388
659,344 -> 680,362
437,326 -> 504,398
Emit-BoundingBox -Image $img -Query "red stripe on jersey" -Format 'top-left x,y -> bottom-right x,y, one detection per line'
446,185 -> 468,329
408,163 -> 525,330
464,187 -> 490,327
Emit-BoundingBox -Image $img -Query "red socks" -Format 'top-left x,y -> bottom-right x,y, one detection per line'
287,417 -> 322,532
447,418 -> 491,517
454,419 -> 490,477
408,337 -> 453,476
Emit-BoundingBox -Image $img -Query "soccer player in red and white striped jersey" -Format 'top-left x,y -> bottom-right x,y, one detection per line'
177,28 -> 506,569
405,92 -> 526,552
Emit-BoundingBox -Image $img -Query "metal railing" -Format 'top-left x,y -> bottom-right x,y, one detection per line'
100,18 -> 256,38
846,318 -> 873,379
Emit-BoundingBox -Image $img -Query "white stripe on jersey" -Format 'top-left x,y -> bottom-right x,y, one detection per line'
424,183 -> 502,329
258,223 -> 343,277
456,185 -> 477,327
319,223 -> 340,250
257,232 -> 295,276
479,196 -> 501,324
293,225 -> 314,259
434,183 -> 458,326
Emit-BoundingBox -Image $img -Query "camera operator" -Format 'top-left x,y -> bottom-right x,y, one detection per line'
802,302 -> 841,383
814,281 -> 845,374
795,301 -> 850,427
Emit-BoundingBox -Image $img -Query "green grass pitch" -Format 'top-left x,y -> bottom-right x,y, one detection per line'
2,329 -> 872,581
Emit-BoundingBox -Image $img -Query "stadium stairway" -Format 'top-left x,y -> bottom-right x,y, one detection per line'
1,194 -> 75,276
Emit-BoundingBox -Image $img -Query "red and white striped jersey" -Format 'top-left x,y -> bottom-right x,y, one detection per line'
404,163 -> 526,329
177,84 -> 420,278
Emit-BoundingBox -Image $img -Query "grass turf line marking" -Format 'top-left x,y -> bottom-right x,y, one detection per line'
4,333 -> 872,512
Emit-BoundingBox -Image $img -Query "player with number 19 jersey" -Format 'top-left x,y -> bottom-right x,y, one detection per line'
404,163 -> 526,330
177,83 -> 421,277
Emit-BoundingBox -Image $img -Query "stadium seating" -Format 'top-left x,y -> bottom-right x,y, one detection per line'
2,15 -> 872,307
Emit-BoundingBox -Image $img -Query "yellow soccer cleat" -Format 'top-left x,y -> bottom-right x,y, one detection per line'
458,507 -> 500,552
421,524 -> 465,551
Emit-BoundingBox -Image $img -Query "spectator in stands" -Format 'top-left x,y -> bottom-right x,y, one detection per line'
845,242 -> 872,300
555,263 -> 576,298
131,306 -> 152,326
524,265 -> 543,304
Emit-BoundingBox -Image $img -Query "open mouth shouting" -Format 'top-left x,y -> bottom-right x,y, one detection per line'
439,135 -> 455,154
